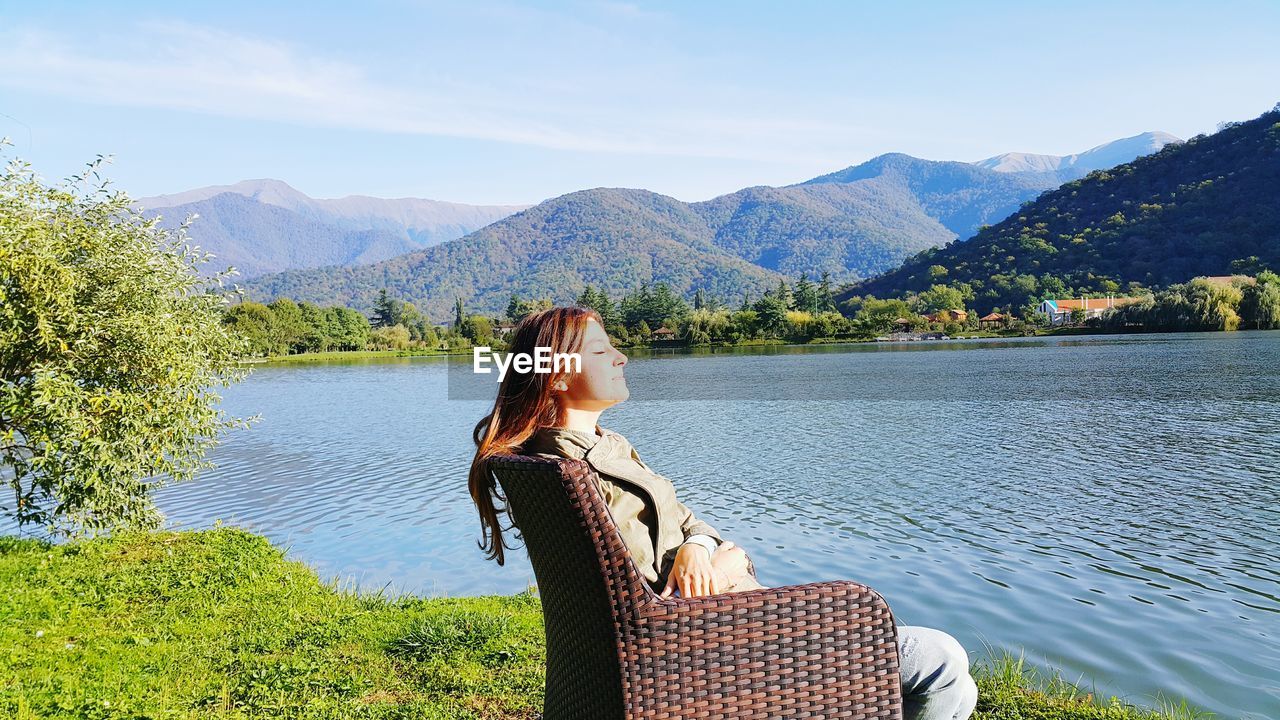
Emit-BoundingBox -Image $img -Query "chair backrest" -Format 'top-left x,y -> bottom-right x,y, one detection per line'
487,452 -> 651,720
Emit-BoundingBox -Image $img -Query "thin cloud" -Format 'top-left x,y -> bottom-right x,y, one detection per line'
0,20 -> 873,165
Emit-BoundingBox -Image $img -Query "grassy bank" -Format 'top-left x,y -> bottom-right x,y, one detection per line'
242,349 -> 470,365
1,528 -> 1206,719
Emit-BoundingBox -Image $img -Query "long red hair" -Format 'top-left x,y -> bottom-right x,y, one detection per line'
468,305 -> 604,565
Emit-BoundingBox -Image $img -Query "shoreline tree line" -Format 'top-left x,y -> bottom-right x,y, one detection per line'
224,265 -> 1280,359
222,262 -> 1280,356
222,271 -> 1041,358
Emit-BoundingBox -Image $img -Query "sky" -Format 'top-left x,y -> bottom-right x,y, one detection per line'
2,0 -> 1278,206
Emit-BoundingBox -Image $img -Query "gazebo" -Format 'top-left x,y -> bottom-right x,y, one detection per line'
979,312 -> 1007,329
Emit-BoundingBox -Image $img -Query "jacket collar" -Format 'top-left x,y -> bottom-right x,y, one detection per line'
525,425 -> 603,459
525,425 -> 653,488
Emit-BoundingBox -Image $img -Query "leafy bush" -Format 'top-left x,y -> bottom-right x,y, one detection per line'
1,151 -> 250,536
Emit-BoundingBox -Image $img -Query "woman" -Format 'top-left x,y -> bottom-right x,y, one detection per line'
469,306 -> 978,720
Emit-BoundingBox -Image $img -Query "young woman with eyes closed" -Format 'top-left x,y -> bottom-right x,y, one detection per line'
469,305 -> 977,720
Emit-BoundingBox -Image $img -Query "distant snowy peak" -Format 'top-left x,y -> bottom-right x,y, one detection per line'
975,131 -> 1182,175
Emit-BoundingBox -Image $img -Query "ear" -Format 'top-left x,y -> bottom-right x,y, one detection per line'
552,379 -> 567,391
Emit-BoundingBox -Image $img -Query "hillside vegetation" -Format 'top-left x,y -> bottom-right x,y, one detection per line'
845,105 -> 1280,312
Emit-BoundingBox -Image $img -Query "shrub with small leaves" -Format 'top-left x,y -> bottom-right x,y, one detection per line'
1,147 -> 252,536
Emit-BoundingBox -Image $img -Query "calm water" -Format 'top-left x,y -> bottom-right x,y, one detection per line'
147,332 -> 1277,718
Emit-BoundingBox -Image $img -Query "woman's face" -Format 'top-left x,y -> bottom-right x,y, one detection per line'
555,318 -> 628,411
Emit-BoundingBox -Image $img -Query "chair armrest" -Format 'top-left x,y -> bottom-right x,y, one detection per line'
626,580 -> 902,718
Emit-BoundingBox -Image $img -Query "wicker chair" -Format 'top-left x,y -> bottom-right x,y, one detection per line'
488,452 -> 903,720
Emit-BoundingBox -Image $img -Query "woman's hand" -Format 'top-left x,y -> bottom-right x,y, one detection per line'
711,540 -> 750,578
660,543 -> 729,599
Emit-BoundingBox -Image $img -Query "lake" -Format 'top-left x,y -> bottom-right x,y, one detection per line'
149,331 -> 1278,719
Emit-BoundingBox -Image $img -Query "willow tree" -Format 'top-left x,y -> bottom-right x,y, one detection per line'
1,151 -> 251,536
1240,271 -> 1280,329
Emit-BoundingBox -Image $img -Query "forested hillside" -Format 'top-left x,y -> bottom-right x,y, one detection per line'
844,106 -> 1280,313
244,189 -> 789,319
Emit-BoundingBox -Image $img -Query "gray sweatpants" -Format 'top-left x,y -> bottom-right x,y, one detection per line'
897,624 -> 978,720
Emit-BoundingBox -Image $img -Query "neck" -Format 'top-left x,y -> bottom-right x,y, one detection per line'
561,407 -> 603,437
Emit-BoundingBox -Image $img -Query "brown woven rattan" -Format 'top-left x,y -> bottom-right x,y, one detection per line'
489,452 -> 903,720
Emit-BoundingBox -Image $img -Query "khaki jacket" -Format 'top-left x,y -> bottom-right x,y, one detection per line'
521,425 -> 722,589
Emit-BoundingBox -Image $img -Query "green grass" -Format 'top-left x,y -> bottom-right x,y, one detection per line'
1,528 -> 544,719
971,645 -> 1214,720
0,528 -> 1210,719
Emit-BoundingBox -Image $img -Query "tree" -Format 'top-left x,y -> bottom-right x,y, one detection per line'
913,284 -> 967,314
1,152 -> 250,536
454,297 -> 465,329
650,283 -> 690,327
1229,256 -> 1266,275
508,292 -> 538,323
460,314 -> 493,344
793,274 -> 818,314
295,301 -> 328,353
392,301 -> 431,342
818,272 -> 837,313
367,324 -> 411,350
576,285 -> 615,325
325,306 -> 370,351
1240,271 -> 1280,329
682,308 -> 731,344
223,301 -> 278,356
267,298 -> 308,353
773,279 -> 793,310
373,288 -> 396,328
752,294 -> 788,337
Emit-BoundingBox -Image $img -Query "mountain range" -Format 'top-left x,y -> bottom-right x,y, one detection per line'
137,179 -> 528,279
178,133 -> 1179,320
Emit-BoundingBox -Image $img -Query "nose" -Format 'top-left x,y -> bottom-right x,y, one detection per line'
615,349 -> 627,366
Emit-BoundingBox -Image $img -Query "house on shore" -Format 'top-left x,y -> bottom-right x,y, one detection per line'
1037,296 -> 1140,325
979,312 -> 1007,329
924,309 -> 968,324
